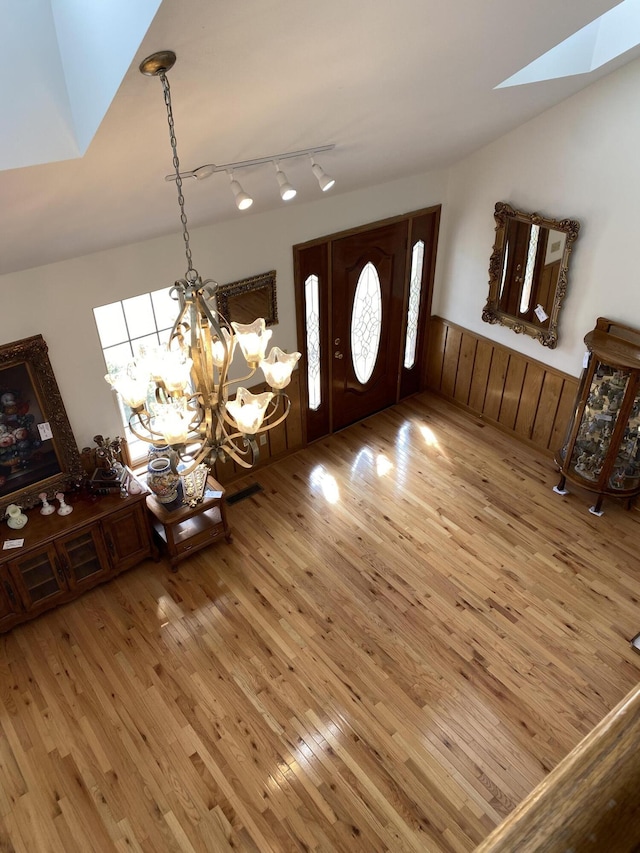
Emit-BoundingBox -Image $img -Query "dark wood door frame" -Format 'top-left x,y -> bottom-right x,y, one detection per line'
293,205 -> 441,444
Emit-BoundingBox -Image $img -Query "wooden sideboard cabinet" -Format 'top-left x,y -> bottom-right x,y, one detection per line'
0,483 -> 157,632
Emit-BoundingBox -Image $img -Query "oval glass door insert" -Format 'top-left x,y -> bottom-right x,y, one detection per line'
351,261 -> 382,384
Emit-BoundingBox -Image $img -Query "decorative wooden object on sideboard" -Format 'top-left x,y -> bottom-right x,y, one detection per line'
554,317 -> 640,515
0,471 -> 157,632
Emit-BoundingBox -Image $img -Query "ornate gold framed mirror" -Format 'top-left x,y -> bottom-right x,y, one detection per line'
482,202 -> 580,348
217,270 -> 278,327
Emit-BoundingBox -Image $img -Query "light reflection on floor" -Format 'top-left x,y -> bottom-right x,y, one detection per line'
309,465 -> 341,503
309,416 -> 446,503
419,423 -> 439,447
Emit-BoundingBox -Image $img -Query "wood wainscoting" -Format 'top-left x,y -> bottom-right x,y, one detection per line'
426,317 -> 579,456
209,369 -> 305,486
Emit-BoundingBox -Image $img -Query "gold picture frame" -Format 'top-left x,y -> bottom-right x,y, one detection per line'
0,335 -> 83,509
482,202 -> 580,348
217,270 -> 278,327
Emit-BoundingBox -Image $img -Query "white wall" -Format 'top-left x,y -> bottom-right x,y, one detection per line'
0,169 -> 447,450
436,54 -> 640,377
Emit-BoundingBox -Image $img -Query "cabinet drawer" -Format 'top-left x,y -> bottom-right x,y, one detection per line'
173,507 -> 225,555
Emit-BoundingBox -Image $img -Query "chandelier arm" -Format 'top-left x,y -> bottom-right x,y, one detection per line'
222,368 -> 258,391
190,289 -> 234,403
128,412 -> 167,443
172,442 -> 212,476
167,285 -> 190,345
219,436 -> 259,469
252,396 -> 292,434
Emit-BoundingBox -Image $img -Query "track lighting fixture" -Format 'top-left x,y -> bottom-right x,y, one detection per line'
165,144 -> 336,209
310,157 -> 335,192
274,162 -> 296,201
227,170 -> 253,210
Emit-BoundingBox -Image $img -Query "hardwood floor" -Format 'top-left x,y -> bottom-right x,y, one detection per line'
1,392 -> 639,852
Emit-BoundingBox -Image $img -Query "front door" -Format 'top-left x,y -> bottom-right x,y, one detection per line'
331,222 -> 407,430
294,206 -> 441,443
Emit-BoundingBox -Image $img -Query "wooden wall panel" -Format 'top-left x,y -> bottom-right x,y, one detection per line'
483,348 -> 510,422
530,372 -> 563,449
499,354 -> 527,430
468,339 -> 492,413
426,319 -> 447,389
454,335 -> 477,406
549,382 -> 577,454
426,317 -> 580,455
514,363 -> 545,440
441,325 -> 461,399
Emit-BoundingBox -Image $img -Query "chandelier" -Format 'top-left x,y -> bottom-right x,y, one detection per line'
105,50 -> 300,472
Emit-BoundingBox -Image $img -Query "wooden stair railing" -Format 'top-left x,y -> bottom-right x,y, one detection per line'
475,682 -> 640,852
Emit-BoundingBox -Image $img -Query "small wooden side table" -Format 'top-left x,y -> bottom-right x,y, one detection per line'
145,475 -> 232,570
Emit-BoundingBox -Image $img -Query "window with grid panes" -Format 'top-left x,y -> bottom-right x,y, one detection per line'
93,287 -> 177,464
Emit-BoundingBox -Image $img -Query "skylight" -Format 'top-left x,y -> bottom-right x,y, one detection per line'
1,0 -> 161,171
496,0 -> 640,88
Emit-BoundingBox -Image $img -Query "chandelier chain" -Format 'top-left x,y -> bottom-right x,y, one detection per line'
160,71 -> 193,274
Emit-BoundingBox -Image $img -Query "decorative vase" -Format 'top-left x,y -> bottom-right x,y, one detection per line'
147,444 -> 172,462
147,457 -> 181,504
6,504 -> 28,529
148,444 -> 177,466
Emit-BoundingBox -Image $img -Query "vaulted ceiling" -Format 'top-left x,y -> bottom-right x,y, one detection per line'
1,0 -> 633,277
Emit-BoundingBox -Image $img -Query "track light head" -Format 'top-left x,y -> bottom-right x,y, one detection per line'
310,157 -> 335,192
227,171 -> 253,210
274,162 -> 297,201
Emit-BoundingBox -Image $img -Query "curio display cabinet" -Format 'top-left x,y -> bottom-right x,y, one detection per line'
555,317 -> 640,515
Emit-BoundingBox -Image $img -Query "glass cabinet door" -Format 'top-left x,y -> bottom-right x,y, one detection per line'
9,545 -> 67,609
0,569 -> 21,627
57,528 -> 110,589
567,361 -> 630,484
608,384 -> 640,492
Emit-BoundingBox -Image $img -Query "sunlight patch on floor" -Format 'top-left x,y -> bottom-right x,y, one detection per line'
376,454 -> 394,476
419,424 -> 440,447
310,465 -> 341,504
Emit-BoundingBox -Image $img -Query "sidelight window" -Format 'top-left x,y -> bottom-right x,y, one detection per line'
403,240 -> 425,369
304,274 -> 321,410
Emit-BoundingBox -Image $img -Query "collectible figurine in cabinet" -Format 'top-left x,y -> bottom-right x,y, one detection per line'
555,318 -> 640,514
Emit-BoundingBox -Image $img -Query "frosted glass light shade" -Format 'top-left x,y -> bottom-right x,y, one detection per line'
260,347 -> 301,389
105,372 -> 148,409
161,352 -> 193,393
155,399 -> 190,445
226,387 -> 273,434
231,318 -> 272,365
211,328 -> 237,368
140,346 -> 191,392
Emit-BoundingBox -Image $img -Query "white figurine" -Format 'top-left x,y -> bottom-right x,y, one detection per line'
5,504 -> 28,529
56,492 -> 73,516
39,492 -> 55,516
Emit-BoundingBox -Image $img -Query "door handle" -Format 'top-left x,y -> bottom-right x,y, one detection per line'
55,556 -> 67,582
334,351 -> 343,359
105,533 -> 116,558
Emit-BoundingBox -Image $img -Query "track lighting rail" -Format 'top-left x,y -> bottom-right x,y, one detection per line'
165,144 -> 336,182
